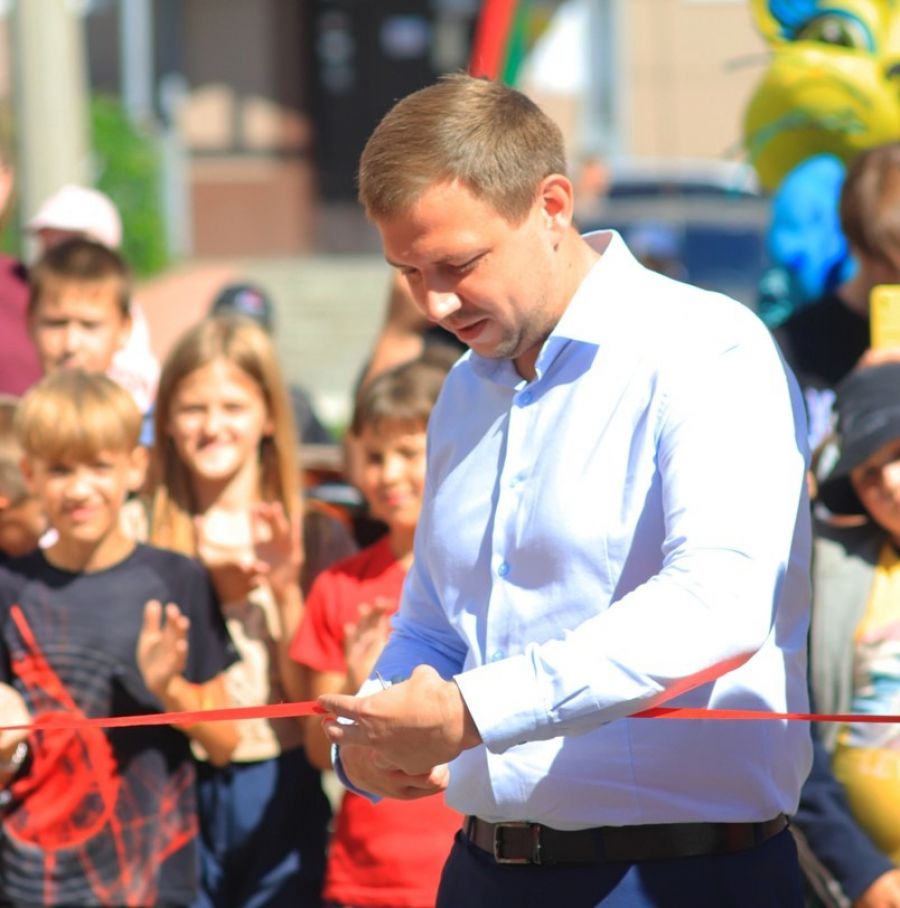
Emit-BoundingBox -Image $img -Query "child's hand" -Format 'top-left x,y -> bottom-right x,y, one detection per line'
203,560 -> 264,604
344,598 -> 393,692
137,600 -> 190,699
0,682 -> 29,753
195,514 -> 265,603
252,501 -> 304,604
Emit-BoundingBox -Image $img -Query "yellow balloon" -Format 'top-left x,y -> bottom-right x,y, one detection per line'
743,0 -> 900,191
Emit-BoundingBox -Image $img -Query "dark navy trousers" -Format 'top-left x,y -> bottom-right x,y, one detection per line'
437,827 -> 804,907
192,747 -> 330,908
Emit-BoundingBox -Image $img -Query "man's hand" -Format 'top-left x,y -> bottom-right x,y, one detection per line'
137,600 -> 190,698
338,741 -> 450,799
320,664 -> 481,776
855,869 -> 900,908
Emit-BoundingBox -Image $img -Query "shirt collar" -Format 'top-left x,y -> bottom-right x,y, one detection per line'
469,229 -> 647,386
550,229 -> 646,345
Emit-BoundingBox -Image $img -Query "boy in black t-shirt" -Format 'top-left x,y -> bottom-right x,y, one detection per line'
0,370 -> 237,907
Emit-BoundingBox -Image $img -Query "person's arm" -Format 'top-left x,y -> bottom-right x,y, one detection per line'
320,412 -> 501,786
137,599 -> 237,766
854,873 -> 900,908
325,319 -> 810,768
251,502 -> 308,705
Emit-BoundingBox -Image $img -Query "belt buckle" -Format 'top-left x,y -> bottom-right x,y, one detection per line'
493,821 -> 541,864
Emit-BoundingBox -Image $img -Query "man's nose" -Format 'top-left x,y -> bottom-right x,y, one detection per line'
422,287 -> 461,322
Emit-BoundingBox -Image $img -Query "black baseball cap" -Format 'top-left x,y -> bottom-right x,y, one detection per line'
210,282 -> 274,332
817,362 -> 900,514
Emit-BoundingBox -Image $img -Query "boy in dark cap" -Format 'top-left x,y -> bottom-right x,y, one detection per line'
210,282 -> 274,332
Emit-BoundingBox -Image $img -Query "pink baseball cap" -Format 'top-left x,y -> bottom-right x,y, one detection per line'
27,184 -> 122,249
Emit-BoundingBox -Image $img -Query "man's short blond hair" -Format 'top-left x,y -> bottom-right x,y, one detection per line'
15,370 -> 141,462
358,74 -> 567,224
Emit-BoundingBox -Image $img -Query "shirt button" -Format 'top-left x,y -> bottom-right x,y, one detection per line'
520,390 -> 533,405
498,561 -> 510,578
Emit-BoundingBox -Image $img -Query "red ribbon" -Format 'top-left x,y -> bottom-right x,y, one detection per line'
637,706 -> 900,723
0,700 -> 325,734
0,702 -> 898,735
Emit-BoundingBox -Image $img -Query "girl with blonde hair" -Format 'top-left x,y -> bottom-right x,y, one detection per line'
150,315 -> 351,908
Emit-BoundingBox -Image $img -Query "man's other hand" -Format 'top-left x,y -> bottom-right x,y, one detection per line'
320,664 -> 481,776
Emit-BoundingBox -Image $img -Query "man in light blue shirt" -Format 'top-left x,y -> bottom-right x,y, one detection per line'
322,75 -> 812,907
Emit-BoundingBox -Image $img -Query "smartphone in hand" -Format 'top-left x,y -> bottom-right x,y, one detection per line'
870,284 -> 900,349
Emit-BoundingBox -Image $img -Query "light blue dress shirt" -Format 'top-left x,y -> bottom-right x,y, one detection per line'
366,230 -> 813,829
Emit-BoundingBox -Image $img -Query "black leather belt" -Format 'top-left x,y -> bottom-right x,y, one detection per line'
463,814 -> 789,865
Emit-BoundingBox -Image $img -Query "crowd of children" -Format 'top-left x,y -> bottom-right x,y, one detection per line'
0,184 -> 459,907
14,145 -> 900,908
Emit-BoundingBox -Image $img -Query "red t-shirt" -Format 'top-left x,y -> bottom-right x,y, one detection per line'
291,537 -> 461,908
0,256 -> 41,395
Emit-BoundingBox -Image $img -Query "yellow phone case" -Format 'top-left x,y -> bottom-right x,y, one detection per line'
870,285 -> 900,349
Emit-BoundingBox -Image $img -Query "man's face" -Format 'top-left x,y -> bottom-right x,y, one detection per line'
29,277 -> 131,374
378,178 -> 570,378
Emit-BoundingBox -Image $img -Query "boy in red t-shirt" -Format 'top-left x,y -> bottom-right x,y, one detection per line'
291,357 -> 460,908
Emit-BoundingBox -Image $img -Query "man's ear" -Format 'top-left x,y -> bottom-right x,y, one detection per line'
0,494 -> 9,510
538,173 -> 575,237
127,445 -> 149,494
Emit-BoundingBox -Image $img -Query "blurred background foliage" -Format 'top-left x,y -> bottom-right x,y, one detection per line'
0,94 -> 168,277
91,94 -> 167,277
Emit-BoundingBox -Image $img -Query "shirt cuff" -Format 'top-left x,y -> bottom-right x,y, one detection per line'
331,745 -> 381,803
329,676 -> 389,801
454,654 -> 547,753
